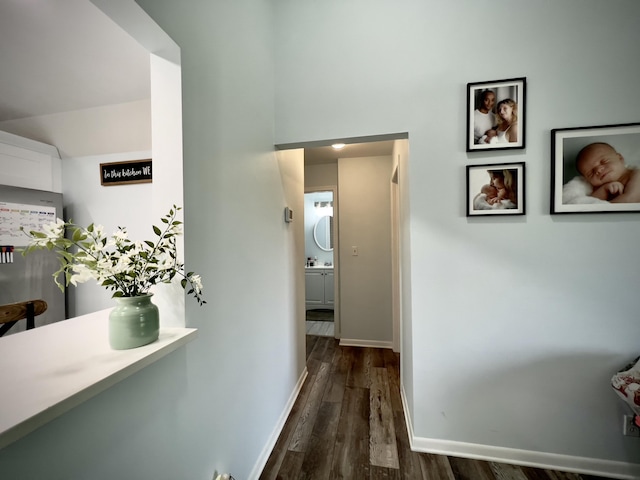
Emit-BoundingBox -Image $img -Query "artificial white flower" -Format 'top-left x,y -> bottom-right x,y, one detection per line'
43,218 -> 65,239
69,263 -> 95,286
190,274 -> 203,294
22,206 -> 206,305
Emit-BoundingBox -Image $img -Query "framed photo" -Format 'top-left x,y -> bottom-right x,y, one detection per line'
466,162 -> 525,217
551,123 -> 640,214
466,77 -> 526,152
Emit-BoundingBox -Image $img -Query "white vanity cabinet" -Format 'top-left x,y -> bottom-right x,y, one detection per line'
305,267 -> 334,310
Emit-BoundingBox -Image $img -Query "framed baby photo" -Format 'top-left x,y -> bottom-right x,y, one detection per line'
466,162 -> 526,217
466,77 -> 526,152
551,122 -> 640,214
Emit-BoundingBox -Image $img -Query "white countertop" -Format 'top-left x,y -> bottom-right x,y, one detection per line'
0,309 -> 197,449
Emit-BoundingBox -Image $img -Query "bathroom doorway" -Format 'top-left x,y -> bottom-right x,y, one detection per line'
304,188 -> 338,338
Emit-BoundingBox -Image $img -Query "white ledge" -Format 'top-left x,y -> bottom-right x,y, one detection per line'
0,309 -> 197,450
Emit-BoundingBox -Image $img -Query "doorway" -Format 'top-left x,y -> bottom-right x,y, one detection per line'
304,188 -> 337,338
295,134 -> 407,352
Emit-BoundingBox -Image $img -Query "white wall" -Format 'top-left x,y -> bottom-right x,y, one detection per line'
393,138 -> 414,415
62,151 -> 153,317
273,0 -> 640,476
338,155 -> 393,346
277,147 -> 307,370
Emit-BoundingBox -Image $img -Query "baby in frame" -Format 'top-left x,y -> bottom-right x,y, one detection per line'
561,130 -> 640,208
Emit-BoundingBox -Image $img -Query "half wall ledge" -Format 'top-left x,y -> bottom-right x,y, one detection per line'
0,309 -> 197,449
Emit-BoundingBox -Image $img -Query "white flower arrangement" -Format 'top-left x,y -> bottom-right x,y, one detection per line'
22,205 -> 205,305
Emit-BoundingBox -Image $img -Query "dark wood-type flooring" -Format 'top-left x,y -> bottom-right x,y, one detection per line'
259,335 -> 616,480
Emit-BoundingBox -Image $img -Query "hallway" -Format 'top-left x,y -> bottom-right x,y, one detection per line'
259,337 -> 615,479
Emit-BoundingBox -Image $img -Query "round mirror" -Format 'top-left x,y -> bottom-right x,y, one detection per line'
313,215 -> 333,251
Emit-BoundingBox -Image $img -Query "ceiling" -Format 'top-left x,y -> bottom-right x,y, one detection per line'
0,1 -> 393,160
0,0 -> 150,123
304,140 -> 395,165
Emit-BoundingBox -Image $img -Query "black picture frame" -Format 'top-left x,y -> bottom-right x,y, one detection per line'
551,123 -> 640,214
466,77 -> 526,152
466,162 -> 526,217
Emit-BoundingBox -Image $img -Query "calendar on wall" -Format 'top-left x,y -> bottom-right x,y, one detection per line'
0,201 -> 56,247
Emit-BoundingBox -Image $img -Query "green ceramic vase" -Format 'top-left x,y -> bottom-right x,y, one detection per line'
108,294 -> 159,350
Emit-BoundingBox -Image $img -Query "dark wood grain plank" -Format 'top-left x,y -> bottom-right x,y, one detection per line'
522,466 -> 553,480
298,401 -> 341,479
418,452 -> 455,480
370,367 -> 399,469
545,471 -> 583,480
580,476 -> 620,480
323,348 -> 348,404
275,450 -> 304,480
392,408 -> 424,479
490,461 -> 529,480
448,455 -> 497,480
306,334 -> 319,360
259,368 -> 316,480
331,386 -> 371,479
370,347 -> 386,368
289,361 -> 331,452
370,464 -> 402,479
308,336 -> 334,365
347,346 -> 371,388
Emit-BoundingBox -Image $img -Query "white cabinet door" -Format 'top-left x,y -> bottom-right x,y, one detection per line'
305,270 -> 325,305
324,270 -> 334,306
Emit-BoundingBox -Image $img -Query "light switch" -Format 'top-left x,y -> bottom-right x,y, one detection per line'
351,246 -> 358,256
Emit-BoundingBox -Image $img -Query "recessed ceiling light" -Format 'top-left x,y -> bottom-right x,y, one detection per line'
331,143 -> 346,150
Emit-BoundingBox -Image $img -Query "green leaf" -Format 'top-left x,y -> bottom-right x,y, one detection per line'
153,225 -> 161,236
72,227 -> 84,242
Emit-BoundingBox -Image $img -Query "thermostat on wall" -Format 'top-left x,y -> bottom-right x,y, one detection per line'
284,207 -> 293,223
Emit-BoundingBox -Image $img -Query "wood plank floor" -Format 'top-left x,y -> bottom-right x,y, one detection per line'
259,336 -> 616,480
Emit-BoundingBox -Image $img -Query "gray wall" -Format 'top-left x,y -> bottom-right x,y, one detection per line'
338,156 -> 393,344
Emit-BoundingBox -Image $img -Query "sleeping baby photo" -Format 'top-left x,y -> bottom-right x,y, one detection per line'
551,123 -> 640,214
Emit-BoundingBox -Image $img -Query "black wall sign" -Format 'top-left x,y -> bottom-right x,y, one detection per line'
100,159 -> 152,186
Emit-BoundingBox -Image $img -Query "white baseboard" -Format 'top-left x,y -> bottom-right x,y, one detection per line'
248,367 -> 308,480
339,338 -> 393,349
399,385 -> 640,480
